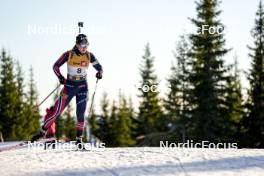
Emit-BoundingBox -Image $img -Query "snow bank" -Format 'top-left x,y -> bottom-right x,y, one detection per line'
0,145 -> 263,176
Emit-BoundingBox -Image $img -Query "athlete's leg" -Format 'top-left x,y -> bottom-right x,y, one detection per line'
42,86 -> 74,130
44,106 -> 56,138
76,85 -> 88,138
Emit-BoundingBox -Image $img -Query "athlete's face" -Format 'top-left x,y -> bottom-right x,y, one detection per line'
77,43 -> 88,54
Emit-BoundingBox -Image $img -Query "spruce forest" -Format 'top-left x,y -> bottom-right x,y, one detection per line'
0,0 -> 264,148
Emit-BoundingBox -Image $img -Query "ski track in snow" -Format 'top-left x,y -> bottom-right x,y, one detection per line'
0,144 -> 264,176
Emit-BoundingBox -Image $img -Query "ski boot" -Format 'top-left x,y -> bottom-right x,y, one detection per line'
31,128 -> 46,142
75,137 -> 84,150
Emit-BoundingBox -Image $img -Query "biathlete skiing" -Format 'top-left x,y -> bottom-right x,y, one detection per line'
31,32 -> 103,147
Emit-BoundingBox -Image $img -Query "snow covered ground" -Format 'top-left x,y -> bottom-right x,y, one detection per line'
0,143 -> 264,176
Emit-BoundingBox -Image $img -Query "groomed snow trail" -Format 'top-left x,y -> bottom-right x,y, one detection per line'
0,146 -> 264,176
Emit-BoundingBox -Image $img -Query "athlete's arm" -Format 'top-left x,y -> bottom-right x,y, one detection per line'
90,53 -> 103,72
53,51 -> 69,80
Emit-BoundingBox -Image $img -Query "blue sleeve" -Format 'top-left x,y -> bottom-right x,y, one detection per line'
53,51 -> 69,79
90,52 -> 103,72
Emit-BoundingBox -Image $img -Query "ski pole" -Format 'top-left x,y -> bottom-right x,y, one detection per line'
85,78 -> 99,142
33,84 -> 61,112
88,78 -> 99,118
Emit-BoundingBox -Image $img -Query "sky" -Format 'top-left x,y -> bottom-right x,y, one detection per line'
0,0 -> 261,114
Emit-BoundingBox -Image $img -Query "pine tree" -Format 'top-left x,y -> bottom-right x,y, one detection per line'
16,62 -> 25,100
137,43 -> 163,135
0,49 -> 20,140
92,93 -> 110,143
13,61 -> 27,139
128,97 -> 138,139
244,1 -> 264,147
106,101 -> 118,146
189,0 -> 230,142
23,66 -> 41,140
113,92 -> 135,146
29,68 -> 41,135
97,93 -> 136,147
225,55 -> 244,143
164,35 -> 192,141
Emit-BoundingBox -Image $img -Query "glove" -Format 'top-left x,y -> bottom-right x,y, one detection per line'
96,71 -> 103,79
58,76 -> 66,85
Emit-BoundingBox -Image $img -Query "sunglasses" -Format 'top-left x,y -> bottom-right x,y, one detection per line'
79,43 -> 88,48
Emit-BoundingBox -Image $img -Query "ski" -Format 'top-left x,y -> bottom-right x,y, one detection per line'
37,137 -> 57,143
0,137 -> 58,152
0,141 -> 28,152
30,137 -> 57,150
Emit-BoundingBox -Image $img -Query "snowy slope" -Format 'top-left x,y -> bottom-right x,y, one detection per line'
0,144 -> 264,176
